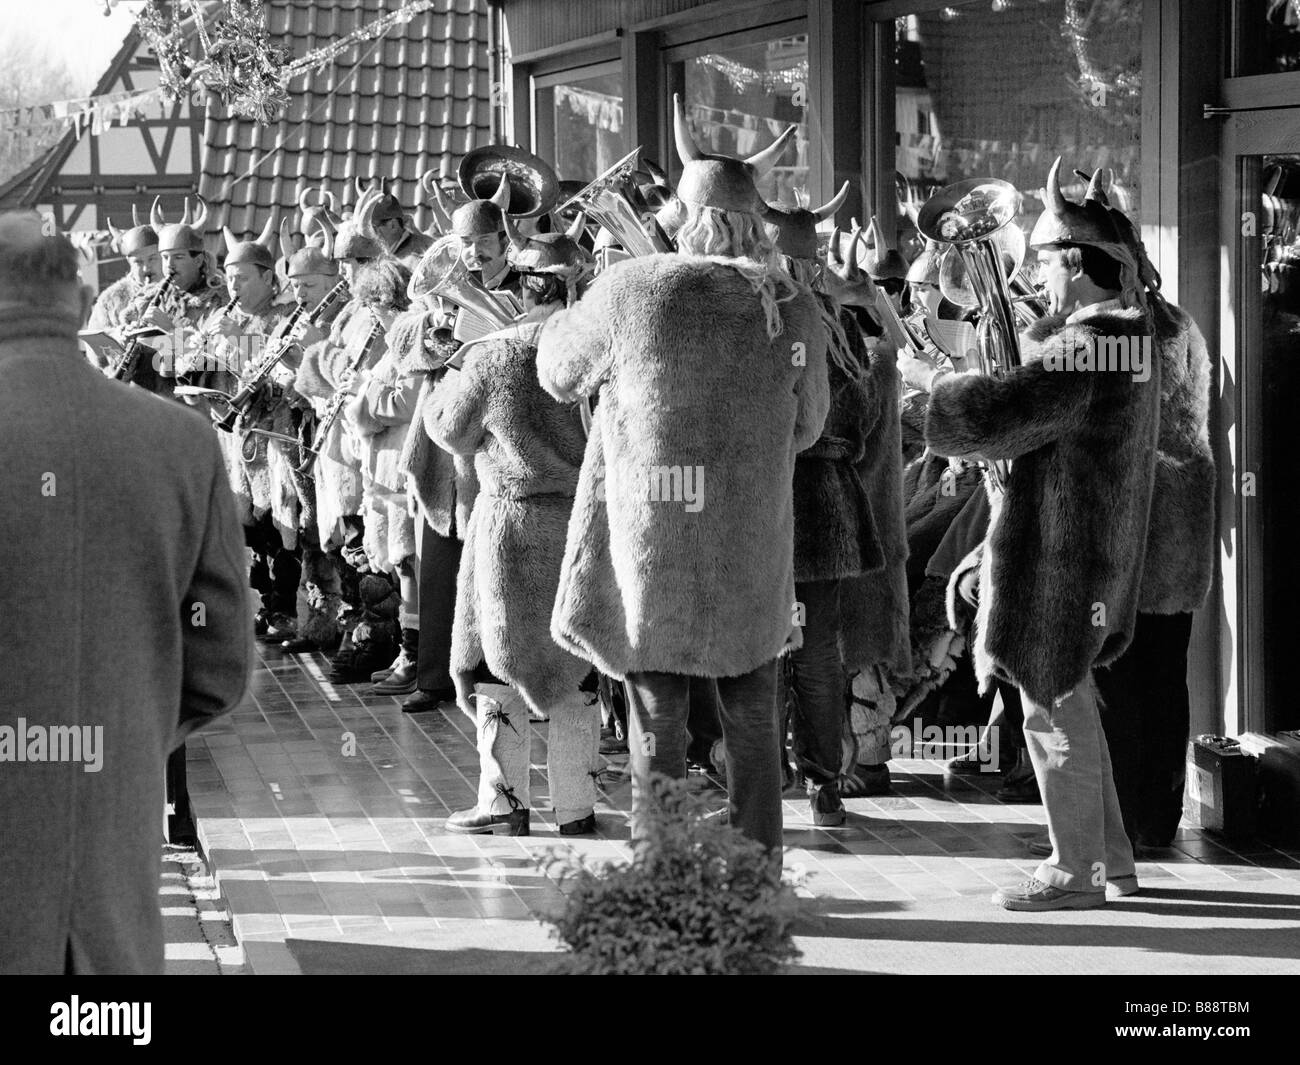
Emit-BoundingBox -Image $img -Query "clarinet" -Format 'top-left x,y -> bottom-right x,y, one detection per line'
296,316 -> 385,477
176,294 -> 239,393
107,276 -> 177,382
215,279 -> 350,433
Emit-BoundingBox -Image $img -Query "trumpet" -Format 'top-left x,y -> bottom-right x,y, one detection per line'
917,178 -> 1032,490
108,276 -> 177,382
557,147 -> 674,258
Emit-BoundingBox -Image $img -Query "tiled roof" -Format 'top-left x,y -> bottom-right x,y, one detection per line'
0,150 -> 58,209
201,0 -> 491,240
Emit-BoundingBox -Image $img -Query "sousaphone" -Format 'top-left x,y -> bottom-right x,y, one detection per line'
458,144 -> 560,219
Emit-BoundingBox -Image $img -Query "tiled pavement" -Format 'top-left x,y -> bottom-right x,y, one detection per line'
185,647 -> 1300,975
160,845 -> 245,975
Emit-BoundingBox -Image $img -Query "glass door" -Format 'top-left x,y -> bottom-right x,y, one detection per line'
1222,108 -> 1300,736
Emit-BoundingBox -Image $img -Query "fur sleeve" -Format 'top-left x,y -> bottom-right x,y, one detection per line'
424,343 -> 493,457
925,359 -> 1093,462
294,340 -> 337,402
792,293 -> 831,453
536,272 -> 616,402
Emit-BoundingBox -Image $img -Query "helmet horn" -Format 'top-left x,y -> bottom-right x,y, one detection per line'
489,173 -> 511,212
813,180 -> 850,221
1045,156 -> 1067,214
745,125 -> 798,178
672,94 -> 703,164
500,209 -> 526,252
565,211 -> 586,243
1083,166 -> 1110,206
107,217 -> 123,250
179,196 -> 194,226
844,223 -> 864,280
130,204 -> 143,228
828,224 -> 843,266
255,211 -> 277,251
150,195 -> 165,229
222,226 -> 239,255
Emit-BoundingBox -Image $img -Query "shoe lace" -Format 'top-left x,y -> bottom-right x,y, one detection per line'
472,694 -> 519,736
494,782 -> 525,812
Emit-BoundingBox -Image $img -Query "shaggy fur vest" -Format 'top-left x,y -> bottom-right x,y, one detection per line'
87,275 -> 140,332
793,305 -> 883,583
1142,301 -> 1216,614
838,331 -> 912,676
925,304 -> 1162,705
537,253 -> 829,680
426,324 -> 590,714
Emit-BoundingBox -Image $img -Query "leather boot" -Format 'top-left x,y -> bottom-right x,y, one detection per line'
401,686 -> 455,714
547,688 -> 602,831
371,627 -> 419,695
445,684 -> 532,834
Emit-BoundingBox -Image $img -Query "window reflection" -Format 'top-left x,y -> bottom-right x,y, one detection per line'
893,1 -> 1142,248
536,69 -> 627,183
1235,0 -> 1300,75
681,34 -> 809,205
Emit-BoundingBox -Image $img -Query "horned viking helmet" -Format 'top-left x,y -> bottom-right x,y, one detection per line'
762,181 -> 850,261
152,195 -> 209,253
106,204 -> 158,257
672,93 -> 797,214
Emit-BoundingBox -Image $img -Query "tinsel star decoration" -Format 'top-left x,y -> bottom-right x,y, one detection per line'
203,0 -> 291,123
137,2 -> 196,99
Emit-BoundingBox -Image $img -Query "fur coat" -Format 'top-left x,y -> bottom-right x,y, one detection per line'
839,329 -> 912,676
294,303 -> 376,547
425,316 -> 590,714
793,303 -> 884,583
925,303 -> 1162,706
86,274 -> 140,334
537,253 -> 829,680
1142,301 -> 1216,614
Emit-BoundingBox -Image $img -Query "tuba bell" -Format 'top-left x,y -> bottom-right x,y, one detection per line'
458,144 -> 560,219
917,177 -> 1032,490
556,147 -> 674,257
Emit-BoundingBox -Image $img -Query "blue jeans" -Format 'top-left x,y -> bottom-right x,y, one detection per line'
625,659 -> 783,852
1022,673 -> 1136,892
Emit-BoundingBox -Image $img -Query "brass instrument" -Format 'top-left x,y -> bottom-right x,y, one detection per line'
409,236 -> 519,337
917,178 -> 1032,490
107,277 -> 177,382
458,144 -> 559,218
557,147 -> 674,258
297,317 -> 385,477
216,279 -> 350,435
936,216 -> 1049,327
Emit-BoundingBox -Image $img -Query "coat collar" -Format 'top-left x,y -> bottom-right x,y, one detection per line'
0,302 -> 81,348
1065,296 -> 1125,325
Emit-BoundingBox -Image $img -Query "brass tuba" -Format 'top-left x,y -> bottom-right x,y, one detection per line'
458,144 -> 559,219
917,177 -> 1031,489
408,236 -> 518,331
556,147 -> 674,257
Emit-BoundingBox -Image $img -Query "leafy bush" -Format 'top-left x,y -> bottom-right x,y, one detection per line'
540,775 -> 801,975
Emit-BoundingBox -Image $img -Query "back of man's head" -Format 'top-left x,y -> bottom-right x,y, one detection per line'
0,211 -> 84,316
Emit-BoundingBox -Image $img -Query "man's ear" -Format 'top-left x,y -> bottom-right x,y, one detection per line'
78,283 -> 94,327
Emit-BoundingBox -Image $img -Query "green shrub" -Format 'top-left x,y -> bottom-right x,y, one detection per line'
540,775 -> 801,975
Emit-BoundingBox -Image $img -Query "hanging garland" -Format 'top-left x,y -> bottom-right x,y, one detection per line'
1062,0 -> 1141,109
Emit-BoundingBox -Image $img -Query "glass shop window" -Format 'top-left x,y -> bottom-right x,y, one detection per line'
534,63 -> 628,184
1232,0 -> 1300,75
675,33 -> 810,205
891,2 -> 1143,256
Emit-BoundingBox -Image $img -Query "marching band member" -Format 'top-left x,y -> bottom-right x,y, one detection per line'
392,276 -> 479,712
87,208 -> 159,336
924,159 -> 1161,910
536,98 -> 828,854
363,183 -> 434,269
428,221 -> 602,836
450,176 -> 519,295
1082,169 -> 1216,853
339,259 -> 422,694
763,187 -> 885,827
192,220 -> 298,639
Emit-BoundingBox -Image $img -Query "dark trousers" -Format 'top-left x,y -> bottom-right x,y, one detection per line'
1096,611 -> 1195,847
789,579 -> 845,786
625,659 -> 783,852
246,511 -> 301,617
685,678 -> 723,765
416,519 -> 461,692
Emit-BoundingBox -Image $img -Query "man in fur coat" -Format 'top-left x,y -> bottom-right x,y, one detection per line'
536,97 -> 828,853
428,226 -> 600,836
925,159 -> 1162,910
86,208 -> 160,336
1077,171 -> 1217,850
